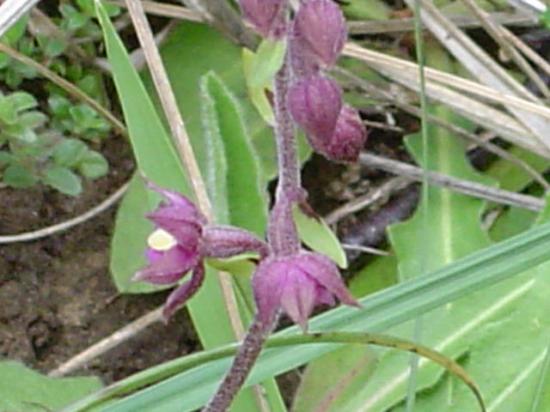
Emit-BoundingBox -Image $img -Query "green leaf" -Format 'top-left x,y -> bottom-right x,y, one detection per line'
292,344 -> 378,412
201,71 -> 268,235
8,91 -> 37,112
293,204 -> 347,268
53,139 -> 89,167
1,15 -> 28,45
247,39 -> 286,89
79,150 -> 109,179
145,22 -> 278,181
3,164 -> 36,188
62,219 -> 550,412
0,151 -> 12,167
342,0 -> 391,20
110,174 -> 159,293
242,48 -> 275,125
0,96 -> 18,125
43,166 -> 82,196
0,361 -> 101,412
18,111 -> 48,129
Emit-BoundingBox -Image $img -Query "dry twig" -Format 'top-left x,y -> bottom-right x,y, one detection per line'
360,152 -> 545,212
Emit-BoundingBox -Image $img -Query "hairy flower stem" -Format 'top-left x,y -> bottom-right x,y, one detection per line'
202,314 -> 274,412
204,50 -> 303,412
268,59 -> 302,257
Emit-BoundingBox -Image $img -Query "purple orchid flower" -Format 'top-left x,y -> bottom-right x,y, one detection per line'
252,251 -> 359,330
134,182 -> 268,320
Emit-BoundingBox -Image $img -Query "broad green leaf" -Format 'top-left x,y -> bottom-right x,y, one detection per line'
292,344 -> 378,412
63,220 -> 550,412
144,22 -> 277,181
293,204 -> 347,268
110,174 -> 158,293
201,72 -> 268,235
338,108 -> 497,411
0,361 -> 101,411
43,166 -> 82,196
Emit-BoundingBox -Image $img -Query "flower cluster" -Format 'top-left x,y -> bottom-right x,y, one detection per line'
136,0 -> 363,331
136,182 -> 357,328
290,0 -> 367,162
240,0 -> 366,162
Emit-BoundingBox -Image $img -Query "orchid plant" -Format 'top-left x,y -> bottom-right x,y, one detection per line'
135,1 -> 366,410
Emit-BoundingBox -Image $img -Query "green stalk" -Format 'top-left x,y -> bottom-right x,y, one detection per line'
407,0 -> 430,409
61,332 -> 485,412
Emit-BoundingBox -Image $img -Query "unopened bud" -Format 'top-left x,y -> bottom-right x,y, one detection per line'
291,0 -> 347,70
287,74 -> 342,142
323,105 -> 367,162
238,0 -> 287,38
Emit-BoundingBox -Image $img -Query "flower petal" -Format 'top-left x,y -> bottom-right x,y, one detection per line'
296,252 -> 359,307
133,246 -> 198,285
280,268 -> 317,330
252,258 -> 286,325
162,264 -> 205,320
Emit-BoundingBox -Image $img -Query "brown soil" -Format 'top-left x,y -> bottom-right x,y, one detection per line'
0,137 -> 199,383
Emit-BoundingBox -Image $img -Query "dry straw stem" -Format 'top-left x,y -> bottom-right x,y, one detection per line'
325,176 -> 411,224
344,44 -> 549,156
359,152 -> 545,212
459,0 -> 550,98
0,0 -> 40,37
500,27 -> 550,79
347,11 -> 537,34
399,0 -> 550,153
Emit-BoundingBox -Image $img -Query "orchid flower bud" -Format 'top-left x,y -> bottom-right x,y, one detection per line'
238,0 -> 287,38
287,74 -> 342,142
322,104 -> 367,162
252,251 -> 359,330
291,0 -> 347,70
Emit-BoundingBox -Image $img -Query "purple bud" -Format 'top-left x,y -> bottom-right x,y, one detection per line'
287,74 -> 342,142
238,0 -> 287,38
291,0 -> 347,70
252,251 -> 359,330
323,105 -> 367,162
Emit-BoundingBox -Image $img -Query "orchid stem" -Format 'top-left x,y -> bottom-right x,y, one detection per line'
205,26 -> 304,411
203,316 -> 273,412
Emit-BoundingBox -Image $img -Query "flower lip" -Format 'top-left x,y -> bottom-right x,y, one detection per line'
147,228 -> 178,252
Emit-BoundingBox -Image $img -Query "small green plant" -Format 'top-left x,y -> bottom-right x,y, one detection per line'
0,1 -> 119,195
0,91 -> 108,195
